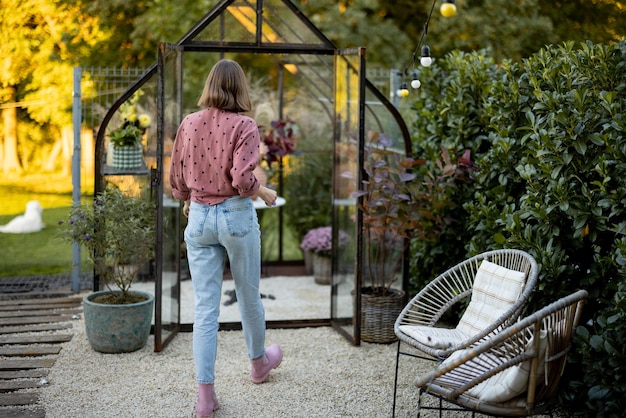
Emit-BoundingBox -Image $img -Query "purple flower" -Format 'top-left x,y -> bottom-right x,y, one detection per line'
85,233 -> 91,241
378,133 -> 392,148
300,226 -> 349,256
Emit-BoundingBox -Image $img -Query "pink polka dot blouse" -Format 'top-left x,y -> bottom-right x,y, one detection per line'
169,108 -> 260,205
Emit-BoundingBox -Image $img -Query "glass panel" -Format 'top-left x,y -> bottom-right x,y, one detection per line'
103,76 -> 158,302
193,4 -> 257,43
102,82 -> 157,177
331,51 -> 364,343
262,0 -> 329,46
192,0 -> 330,47
154,44 -> 184,350
363,85 -> 407,296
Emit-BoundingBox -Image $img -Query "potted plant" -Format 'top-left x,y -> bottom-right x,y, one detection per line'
300,226 -> 350,285
352,131 -> 472,343
258,118 -> 298,169
58,186 -> 156,353
107,92 -> 151,170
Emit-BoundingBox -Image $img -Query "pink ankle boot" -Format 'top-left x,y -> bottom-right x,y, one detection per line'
250,344 -> 283,384
195,383 -> 219,418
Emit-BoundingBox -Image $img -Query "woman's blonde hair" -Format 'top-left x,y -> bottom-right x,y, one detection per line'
197,59 -> 252,112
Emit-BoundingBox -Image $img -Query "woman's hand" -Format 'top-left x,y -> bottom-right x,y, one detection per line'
183,200 -> 190,218
256,185 -> 277,207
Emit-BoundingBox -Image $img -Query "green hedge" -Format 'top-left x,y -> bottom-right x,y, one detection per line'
408,40 -> 626,416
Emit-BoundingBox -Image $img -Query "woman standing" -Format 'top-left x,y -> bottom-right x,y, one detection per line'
170,59 -> 283,418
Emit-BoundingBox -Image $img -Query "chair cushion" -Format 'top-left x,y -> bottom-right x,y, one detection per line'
455,260 -> 526,338
440,330 -> 548,403
398,260 -> 526,350
397,325 -> 467,349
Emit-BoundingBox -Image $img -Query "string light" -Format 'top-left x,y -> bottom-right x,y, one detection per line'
398,0 -> 458,97
411,71 -> 421,89
440,0 -> 457,17
420,45 -> 432,67
397,82 -> 410,97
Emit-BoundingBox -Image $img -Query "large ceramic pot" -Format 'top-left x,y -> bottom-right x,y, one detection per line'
360,287 -> 405,344
83,290 -> 154,353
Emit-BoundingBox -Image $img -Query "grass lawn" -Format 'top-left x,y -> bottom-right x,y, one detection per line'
0,173 -> 92,278
0,173 -> 301,278
0,206 -> 91,277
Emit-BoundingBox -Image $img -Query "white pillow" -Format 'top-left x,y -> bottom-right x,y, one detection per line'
455,260 -> 526,338
466,330 -> 548,403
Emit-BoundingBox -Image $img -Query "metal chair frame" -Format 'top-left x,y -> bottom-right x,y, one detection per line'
392,249 -> 539,416
414,290 -> 587,417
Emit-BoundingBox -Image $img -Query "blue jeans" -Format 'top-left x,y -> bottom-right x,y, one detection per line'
185,197 -> 266,384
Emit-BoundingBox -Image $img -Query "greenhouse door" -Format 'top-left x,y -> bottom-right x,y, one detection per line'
154,43 -> 184,351
331,48 -> 366,345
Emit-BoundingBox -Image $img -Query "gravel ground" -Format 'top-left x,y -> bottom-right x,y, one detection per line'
36,274 -> 566,418
40,315 -> 435,417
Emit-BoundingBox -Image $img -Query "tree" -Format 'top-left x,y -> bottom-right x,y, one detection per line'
377,0 -> 626,64
539,0 -> 626,46
295,0 -> 411,67
0,0 -> 108,173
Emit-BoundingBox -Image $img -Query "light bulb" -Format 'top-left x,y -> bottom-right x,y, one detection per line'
420,45 -> 432,67
411,79 -> 421,89
398,82 -> 409,97
440,0 -> 457,17
420,56 -> 432,67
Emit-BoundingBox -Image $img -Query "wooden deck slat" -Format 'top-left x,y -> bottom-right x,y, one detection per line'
0,298 -> 82,307
0,302 -> 82,312
0,315 -> 73,326
0,309 -> 81,318
0,408 -> 45,418
0,346 -> 62,357
0,369 -> 49,380
0,379 -> 42,392
0,392 -> 39,406
0,359 -> 56,371
0,296 -> 80,413
0,334 -> 73,345
0,323 -> 72,335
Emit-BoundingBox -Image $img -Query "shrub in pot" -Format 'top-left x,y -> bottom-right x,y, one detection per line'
59,186 -> 156,352
352,131 -> 473,342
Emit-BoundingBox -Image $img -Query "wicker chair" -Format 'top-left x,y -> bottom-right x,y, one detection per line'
413,289 -> 587,417
392,249 -> 538,415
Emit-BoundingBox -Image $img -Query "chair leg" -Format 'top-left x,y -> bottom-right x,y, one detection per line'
439,396 -> 443,418
416,387 -> 423,418
392,339 -> 401,417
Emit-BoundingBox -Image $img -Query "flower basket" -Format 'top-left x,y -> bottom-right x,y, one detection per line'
112,143 -> 143,170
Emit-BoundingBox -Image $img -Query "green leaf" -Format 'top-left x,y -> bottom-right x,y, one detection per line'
589,335 -> 604,350
493,233 -> 506,244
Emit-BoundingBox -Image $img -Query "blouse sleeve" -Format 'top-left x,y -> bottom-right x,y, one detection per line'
169,121 -> 190,201
231,118 -> 261,197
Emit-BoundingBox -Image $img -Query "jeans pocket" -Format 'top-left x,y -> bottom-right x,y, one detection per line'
185,206 -> 207,239
223,205 -> 254,237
